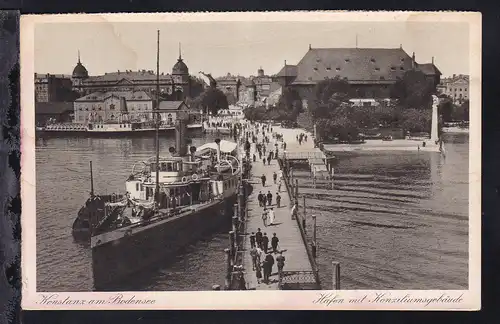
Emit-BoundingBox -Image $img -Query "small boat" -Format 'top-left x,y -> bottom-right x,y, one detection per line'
71,161 -> 128,241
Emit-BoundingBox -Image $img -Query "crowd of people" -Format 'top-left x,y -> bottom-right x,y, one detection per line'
237,121 -> 291,285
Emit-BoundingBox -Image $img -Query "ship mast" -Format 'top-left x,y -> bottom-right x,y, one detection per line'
155,30 -> 160,208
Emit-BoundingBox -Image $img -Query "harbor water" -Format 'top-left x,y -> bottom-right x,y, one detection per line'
36,132 -> 469,291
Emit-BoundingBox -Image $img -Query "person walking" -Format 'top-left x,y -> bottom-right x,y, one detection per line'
255,250 -> 263,284
263,157 -> 266,166
267,155 -> 271,166
273,171 -> 277,184
277,179 -> 282,193
261,174 -> 267,187
267,191 -> 273,206
258,191 -> 264,207
250,246 -> 258,271
253,153 -> 256,162
264,253 -> 275,283
271,233 -> 280,253
250,232 -> 256,248
256,228 -> 263,249
268,208 -> 275,226
276,252 -> 285,279
262,208 -> 268,227
262,233 -> 269,254
276,193 -> 281,208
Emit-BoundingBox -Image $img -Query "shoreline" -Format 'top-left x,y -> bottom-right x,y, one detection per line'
322,139 -> 442,153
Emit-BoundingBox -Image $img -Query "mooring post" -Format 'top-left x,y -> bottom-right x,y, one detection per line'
312,215 -> 317,258
229,231 -> 235,260
232,215 -> 239,244
224,248 -> 231,289
302,196 -> 307,231
239,183 -> 245,219
295,179 -> 299,207
332,261 -> 341,290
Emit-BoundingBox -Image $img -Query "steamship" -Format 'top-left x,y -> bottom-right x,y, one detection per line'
89,30 -> 243,289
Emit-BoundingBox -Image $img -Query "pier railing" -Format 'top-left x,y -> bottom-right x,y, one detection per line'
279,151 -> 326,161
279,270 -> 320,290
278,158 -> 321,289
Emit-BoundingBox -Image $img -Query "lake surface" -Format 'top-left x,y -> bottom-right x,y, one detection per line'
36,132 -> 469,291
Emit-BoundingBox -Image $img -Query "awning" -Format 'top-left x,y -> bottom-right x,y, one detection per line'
196,140 -> 237,155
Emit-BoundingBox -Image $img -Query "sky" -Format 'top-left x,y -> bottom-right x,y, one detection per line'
34,21 -> 470,78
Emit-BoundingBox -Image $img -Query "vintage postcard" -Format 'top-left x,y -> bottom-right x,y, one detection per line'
21,12 -> 481,310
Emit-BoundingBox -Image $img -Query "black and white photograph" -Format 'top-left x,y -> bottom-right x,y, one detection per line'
21,12 -> 481,310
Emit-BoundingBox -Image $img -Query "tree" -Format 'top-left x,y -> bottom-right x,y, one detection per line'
309,77 -> 351,119
188,76 -> 205,99
390,70 -> 435,110
460,100 -> 469,121
276,88 -> 303,116
200,88 -> 228,115
400,108 -> 432,133
438,95 -> 454,122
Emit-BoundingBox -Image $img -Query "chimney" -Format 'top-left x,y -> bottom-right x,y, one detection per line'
214,138 -> 221,173
175,116 -> 188,156
432,56 -> 434,64
309,44 -> 312,50
412,52 -> 416,70
400,44 -> 402,49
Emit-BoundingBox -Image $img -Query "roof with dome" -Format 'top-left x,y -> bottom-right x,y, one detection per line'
72,51 -> 89,78
172,44 -> 189,75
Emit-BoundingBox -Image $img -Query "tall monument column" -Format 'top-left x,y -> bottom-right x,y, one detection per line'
430,95 -> 439,143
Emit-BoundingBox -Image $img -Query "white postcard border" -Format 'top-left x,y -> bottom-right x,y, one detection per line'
21,11 -> 482,310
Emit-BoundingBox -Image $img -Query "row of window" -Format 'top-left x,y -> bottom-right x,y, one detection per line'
77,105 -> 150,111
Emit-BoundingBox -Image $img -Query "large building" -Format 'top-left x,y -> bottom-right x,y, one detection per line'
215,68 -> 278,106
273,45 -> 441,108
437,74 -> 469,105
70,49 -> 191,100
35,102 -> 74,125
73,90 -> 153,123
35,73 -> 75,102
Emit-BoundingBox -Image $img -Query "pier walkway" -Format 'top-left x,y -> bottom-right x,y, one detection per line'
241,125 -> 319,290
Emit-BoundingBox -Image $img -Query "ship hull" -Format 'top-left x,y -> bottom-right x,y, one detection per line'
91,196 -> 236,290
36,125 -> 203,138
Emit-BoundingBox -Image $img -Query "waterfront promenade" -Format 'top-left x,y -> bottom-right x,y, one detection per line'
241,125 -> 317,290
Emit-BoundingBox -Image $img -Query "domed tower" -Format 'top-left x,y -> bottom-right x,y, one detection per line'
171,43 -> 190,99
72,50 -> 89,95
257,67 -> 264,77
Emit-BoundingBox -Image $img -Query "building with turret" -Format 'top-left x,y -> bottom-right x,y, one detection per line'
69,46 -> 192,100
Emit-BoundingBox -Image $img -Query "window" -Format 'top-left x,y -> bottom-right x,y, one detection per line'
326,67 -> 331,71
345,58 -> 350,63
313,67 -> 318,71
400,67 -> 404,70
370,58 -> 376,63
167,113 -> 173,124
336,67 -> 341,72
135,182 -> 139,192
110,104 -> 115,110
390,67 -> 396,71
459,88 -> 462,91
375,67 -> 380,71
380,76 -> 385,80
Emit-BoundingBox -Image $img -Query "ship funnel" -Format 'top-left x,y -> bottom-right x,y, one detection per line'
214,138 -> 221,173
175,116 -> 188,157
189,145 -> 197,162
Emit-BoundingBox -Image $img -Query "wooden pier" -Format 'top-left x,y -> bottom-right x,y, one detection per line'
240,126 -> 321,290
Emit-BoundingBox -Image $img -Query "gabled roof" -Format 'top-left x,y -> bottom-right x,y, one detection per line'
292,48 -> 416,84
274,65 -> 298,78
158,101 -> 187,110
35,102 -> 74,115
417,63 -> 442,76
76,90 -> 152,102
